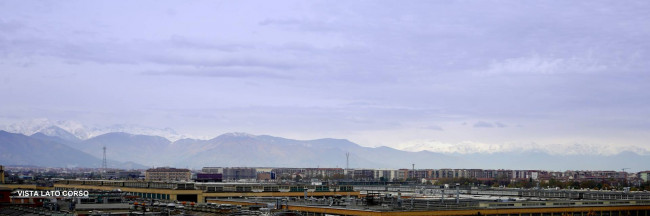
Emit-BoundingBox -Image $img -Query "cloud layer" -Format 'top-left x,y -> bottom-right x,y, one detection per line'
1,0 -> 650,154
396,140 -> 650,156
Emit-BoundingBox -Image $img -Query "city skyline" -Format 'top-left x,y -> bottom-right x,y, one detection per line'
2,1 -> 650,155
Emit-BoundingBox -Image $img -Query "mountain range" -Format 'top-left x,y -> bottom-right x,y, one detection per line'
0,126 -> 648,171
2,119 -> 191,141
0,130 -> 144,169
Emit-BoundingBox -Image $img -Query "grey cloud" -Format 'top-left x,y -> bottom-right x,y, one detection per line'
145,55 -> 299,70
0,19 -> 24,33
141,68 -> 290,79
483,55 -> 607,75
259,19 -> 302,26
473,121 -> 494,128
346,116 -> 375,124
167,36 -> 248,52
1,36 -> 302,72
332,1 -> 650,77
472,121 -> 507,128
274,42 -> 367,56
0,37 -> 141,64
259,18 -> 343,32
2,0 -> 650,151
422,125 -> 443,131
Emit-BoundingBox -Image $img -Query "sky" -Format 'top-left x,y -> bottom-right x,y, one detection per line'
1,0 -> 649,155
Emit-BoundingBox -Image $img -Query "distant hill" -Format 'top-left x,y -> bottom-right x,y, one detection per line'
0,130 -> 102,168
69,132 -> 171,167
0,130 -> 146,169
31,132 -> 80,145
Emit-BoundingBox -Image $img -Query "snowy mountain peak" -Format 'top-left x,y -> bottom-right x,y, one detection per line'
221,132 -> 256,138
36,125 -> 80,142
3,119 -> 87,138
2,119 -> 192,142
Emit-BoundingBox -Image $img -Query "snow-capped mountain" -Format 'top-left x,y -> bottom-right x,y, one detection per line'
3,119 -> 86,138
83,124 -> 191,141
2,118 -> 192,141
396,140 -> 650,156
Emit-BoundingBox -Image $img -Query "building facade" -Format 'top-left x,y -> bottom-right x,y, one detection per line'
145,168 -> 191,182
222,167 -> 257,180
639,171 -> 650,182
195,173 -> 223,182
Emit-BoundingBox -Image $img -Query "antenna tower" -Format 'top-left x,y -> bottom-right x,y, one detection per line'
102,146 -> 107,171
412,163 -> 415,179
346,152 -> 350,171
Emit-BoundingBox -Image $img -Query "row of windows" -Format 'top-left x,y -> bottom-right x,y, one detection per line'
128,192 -> 170,200
148,174 -> 189,176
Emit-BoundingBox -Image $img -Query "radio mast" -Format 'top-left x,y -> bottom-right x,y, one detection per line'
102,146 -> 107,172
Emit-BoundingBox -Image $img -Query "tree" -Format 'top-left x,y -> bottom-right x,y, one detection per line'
331,173 -> 345,180
580,180 -> 597,189
601,183 -> 611,190
494,174 -> 509,187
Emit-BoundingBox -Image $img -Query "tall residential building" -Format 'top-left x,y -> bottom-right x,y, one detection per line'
223,167 -> 257,180
352,169 -> 375,181
374,169 -> 397,181
638,171 -> 650,182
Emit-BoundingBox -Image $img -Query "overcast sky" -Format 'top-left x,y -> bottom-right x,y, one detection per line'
1,0 -> 649,154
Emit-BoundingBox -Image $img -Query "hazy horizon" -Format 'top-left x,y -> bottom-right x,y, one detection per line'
2,118 -> 649,158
